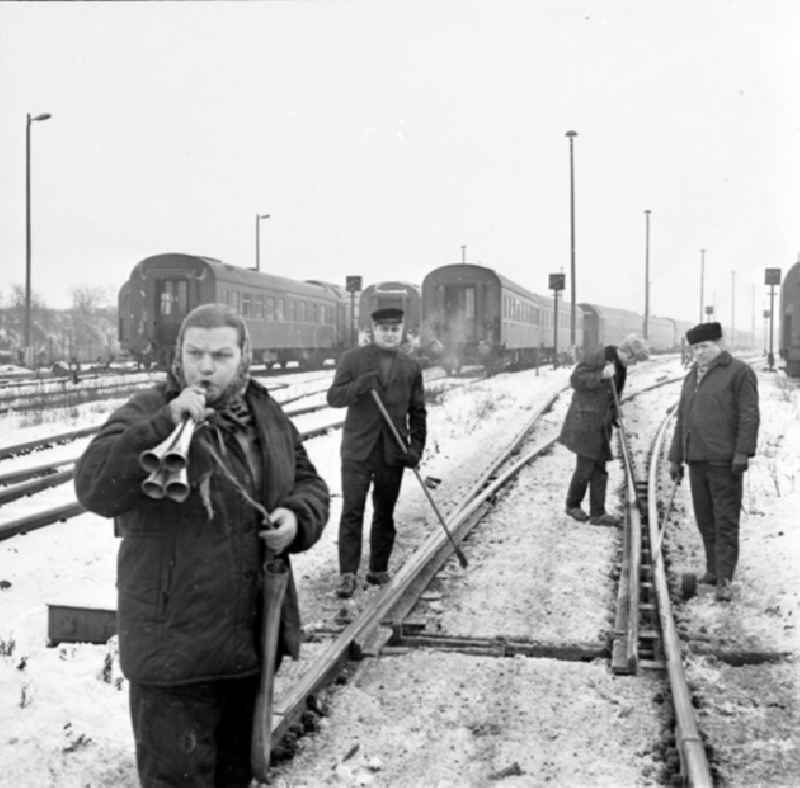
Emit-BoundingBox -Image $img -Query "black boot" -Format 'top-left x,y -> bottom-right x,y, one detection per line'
566,471 -> 588,516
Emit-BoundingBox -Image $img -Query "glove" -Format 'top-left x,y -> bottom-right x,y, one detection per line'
731,453 -> 748,474
669,462 -> 684,483
402,450 -> 421,469
601,363 -> 615,379
352,370 -> 380,395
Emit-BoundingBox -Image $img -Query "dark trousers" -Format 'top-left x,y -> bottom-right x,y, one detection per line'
129,676 -> 258,788
566,454 -> 609,517
339,437 -> 404,574
688,462 -> 743,582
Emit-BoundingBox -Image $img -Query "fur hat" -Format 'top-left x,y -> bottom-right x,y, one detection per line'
371,307 -> 404,323
686,322 -> 722,345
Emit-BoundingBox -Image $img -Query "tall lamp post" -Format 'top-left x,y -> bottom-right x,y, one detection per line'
254,213 -> 270,271
565,130 -> 578,347
698,248 -> 706,324
643,209 -> 651,339
25,111 -> 52,362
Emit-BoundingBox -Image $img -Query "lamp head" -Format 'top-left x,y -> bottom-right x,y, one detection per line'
32,113 -> 52,121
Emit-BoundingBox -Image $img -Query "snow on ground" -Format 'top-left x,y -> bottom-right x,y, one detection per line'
1,356 -> 794,786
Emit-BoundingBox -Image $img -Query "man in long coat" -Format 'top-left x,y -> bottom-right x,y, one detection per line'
559,344 -> 633,525
668,321 -> 759,601
327,307 -> 426,597
75,304 -> 329,786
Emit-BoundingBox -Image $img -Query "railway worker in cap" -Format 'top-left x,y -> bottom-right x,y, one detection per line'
560,335 -> 648,526
75,303 -> 329,787
327,306 -> 427,598
668,321 -> 759,602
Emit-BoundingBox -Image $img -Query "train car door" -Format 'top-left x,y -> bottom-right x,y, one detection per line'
443,286 -> 476,343
154,278 -> 189,359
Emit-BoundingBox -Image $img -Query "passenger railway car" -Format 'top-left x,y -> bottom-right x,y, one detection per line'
779,257 -> 800,376
358,281 -> 421,345
580,304 -> 643,350
421,263 -> 568,372
119,253 -> 346,367
647,316 -> 678,352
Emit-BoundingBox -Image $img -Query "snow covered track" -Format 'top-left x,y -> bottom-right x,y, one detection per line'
622,364 -> 800,787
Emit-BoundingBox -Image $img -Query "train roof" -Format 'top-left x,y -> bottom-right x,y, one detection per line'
579,303 -> 643,322
132,253 -> 338,299
424,263 -> 544,303
364,280 -> 420,293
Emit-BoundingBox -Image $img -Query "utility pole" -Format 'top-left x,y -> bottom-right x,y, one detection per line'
730,270 -> 736,346
566,130 -> 578,347
643,210 -> 651,339
461,245 -> 467,264
698,248 -> 706,323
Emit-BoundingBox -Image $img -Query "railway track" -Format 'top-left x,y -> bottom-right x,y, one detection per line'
0,392 -> 340,540
254,371 -> 727,786
0,368 -> 321,414
5,359 -> 788,784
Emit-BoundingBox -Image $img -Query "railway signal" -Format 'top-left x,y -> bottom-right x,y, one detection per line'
764,267 -> 781,371
345,275 -> 363,347
549,273 -> 566,370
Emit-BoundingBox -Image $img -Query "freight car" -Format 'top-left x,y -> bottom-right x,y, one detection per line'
779,257 -> 800,376
358,281 -> 421,346
421,263 -> 571,372
119,253 -> 347,367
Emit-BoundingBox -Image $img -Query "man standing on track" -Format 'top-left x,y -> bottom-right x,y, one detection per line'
327,307 -> 427,598
668,321 -> 759,602
75,303 -> 329,786
560,335 -> 648,526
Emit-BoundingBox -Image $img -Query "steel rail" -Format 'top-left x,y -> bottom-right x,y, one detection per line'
0,418 -> 344,541
270,392 -> 567,747
647,411 -> 713,787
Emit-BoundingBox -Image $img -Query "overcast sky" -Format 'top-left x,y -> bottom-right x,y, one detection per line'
2,1 -> 797,329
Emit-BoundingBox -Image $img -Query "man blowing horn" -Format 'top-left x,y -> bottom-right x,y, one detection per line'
75,303 -> 329,786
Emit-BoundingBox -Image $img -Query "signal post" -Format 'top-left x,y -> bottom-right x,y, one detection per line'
345,275 -> 363,348
764,267 -> 781,371
549,273 -> 566,370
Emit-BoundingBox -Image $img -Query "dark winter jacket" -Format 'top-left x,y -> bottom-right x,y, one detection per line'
74,377 -> 329,686
668,351 -> 759,465
326,344 -> 426,464
559,347 -> 622,461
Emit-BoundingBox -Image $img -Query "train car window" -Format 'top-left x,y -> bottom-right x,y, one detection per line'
465,288 -> 475,318
241,294 -> 252,317
276,298 -> 285,322
253,295 -> 264,319
312,303 -> 320,324
303,302 -> 309,322
234,291 -> 242,315
533,307 -> 540,326
159,280 -> 188,316
265,296 -> 275,321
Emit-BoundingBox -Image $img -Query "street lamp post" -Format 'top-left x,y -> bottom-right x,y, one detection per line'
730,270 -> 736,346
254,213 -> 270,271
643,209 -> 651,339
25,111 -> 52,361
565,130 -> 578,348
698,248 -> 706,324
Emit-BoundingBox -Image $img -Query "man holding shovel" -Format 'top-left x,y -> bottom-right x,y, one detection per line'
327,307 -> 427,598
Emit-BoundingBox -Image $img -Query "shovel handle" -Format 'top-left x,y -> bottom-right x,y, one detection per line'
370,389 -> 468,569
